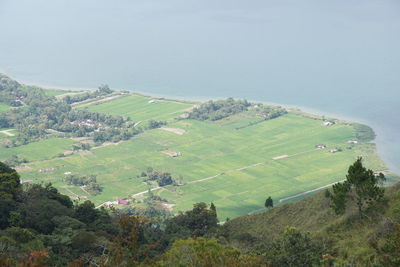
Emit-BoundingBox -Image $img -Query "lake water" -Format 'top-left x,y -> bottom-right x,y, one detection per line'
0,0 -> 399,173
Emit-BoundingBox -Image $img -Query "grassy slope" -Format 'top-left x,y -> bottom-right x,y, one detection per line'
223,178 -> 400,263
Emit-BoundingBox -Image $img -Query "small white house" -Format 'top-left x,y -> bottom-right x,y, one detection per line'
323,121 -> 334,126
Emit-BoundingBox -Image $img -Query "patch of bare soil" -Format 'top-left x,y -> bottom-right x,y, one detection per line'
272,155 -> 289,160
91,141 -> 124,150
160,150 -> 181,157
161,203 -> 176,211
160,127 -> 186,135
15,165 -> 32,172
0,130 -> 14,137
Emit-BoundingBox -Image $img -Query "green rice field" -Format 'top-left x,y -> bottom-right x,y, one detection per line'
0,103 -> 10,113
0,93 -> 389,219
82,94 -> 193,122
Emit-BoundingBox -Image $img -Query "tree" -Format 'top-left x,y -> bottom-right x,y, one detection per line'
210,202 -> 216,214
155,238 -> 263,267
0,161 -> 21,200
265,196 -> 273,209
330,157 -> 385,218
0,162 -> 20,229
165,202 -> 219,238
74,201 -> 99,225
265,227 -> 325,267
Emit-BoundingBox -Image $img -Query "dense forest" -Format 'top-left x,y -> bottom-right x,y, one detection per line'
1,159 -> 399,266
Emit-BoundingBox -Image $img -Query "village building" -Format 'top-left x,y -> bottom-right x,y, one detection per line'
71,119 -> 102,128
323,121 -> 335,126
118,199 -> 129,205
347,140 -> 358,144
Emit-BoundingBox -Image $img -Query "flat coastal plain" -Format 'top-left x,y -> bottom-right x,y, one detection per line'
0,92 -> 388,219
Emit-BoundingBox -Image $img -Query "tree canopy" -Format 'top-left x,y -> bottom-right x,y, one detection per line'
330,157 -> 385,217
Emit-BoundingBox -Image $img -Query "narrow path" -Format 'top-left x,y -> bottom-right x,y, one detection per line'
55,91 -> 85,100
278,179 -> 345,203
80,186 -> 90,195
64,187 -> 79,198
0,129 -> 15,136
247,179 -> 345,216
72,93 -> 128,107
132,186 -> 161,198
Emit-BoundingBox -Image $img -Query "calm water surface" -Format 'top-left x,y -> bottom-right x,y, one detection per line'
0,0 -> 399,172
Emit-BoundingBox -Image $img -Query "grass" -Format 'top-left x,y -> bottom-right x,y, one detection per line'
0,103 -> 10,114
82,94 -> 193,122
8,97 -> 390,219
43,89 -> 71,97
0,138 -> 74,161
223,179 -> 400,264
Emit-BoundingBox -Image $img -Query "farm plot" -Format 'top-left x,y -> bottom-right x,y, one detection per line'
82,94 -> 193,122
11,110 -> 386,219
0,103 -> 10,114
0,138 -> 74,162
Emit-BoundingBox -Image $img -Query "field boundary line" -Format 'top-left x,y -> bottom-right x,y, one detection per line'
72,93 -> 129,108
278,179 -> 346,203
247,179 -> 345,216
0,129 -> 15,136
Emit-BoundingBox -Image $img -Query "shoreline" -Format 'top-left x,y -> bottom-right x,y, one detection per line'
1,70 -> 397,174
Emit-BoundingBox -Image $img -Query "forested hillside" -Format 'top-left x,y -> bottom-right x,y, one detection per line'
1,159 -> 400,266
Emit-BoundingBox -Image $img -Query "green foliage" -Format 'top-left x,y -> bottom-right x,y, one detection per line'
353,123 -> 376,142
64,174 -> 96,186
154,238 -> 263,267
147,120 -> 166,129
3,155 -> 29,167
0,161 -> 21,200
377,224 -> 400,266
146,170 -> 174,187
188,98 -> 251,121
264,227 -> 326,267
330,182 -> 350,215
165,202 -> 219,239
0,74 -> 138,146
63,84 -> 113,104
330,157 -> 385,217
265,196 -> 273,209
63,174 -> 102,195
0,162 -> 119,265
